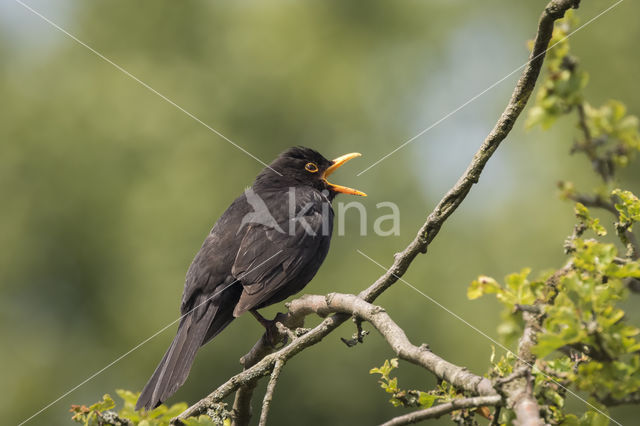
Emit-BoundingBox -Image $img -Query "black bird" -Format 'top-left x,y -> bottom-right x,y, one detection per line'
135,146 -> 366,410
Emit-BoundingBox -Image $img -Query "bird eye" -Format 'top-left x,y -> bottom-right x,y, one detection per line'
305,162 -> 319,173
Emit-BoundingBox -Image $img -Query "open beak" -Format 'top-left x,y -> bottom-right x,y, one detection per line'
322,153 -> 367,196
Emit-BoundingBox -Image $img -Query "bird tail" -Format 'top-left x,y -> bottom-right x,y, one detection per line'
135,301 -> 225,411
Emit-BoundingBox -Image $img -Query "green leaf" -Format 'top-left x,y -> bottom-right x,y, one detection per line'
182,415 -> 222,425
574,203 -> 607,236
468,275 -> 501,300
89,394 -> 115,413
418,392 -> 437,408
613,189 -> 640,227
115,389 -> 138,406
580,410 -> 610,426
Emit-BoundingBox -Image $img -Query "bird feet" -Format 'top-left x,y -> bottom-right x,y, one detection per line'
250,310 -> 289,347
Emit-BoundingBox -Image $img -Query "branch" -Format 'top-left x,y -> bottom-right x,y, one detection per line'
173,315 -> 341,423
174,294 -> 496,422
230,333 -> 275,426
230,314 -> 322,425
568,39 -> 640,262
230,378 -> 258,426
359,0 -> 581,303
565,191 -> 640,261
574,103 -> 614,182
502,311 -> 543,426
292,294 -> 496,395
565,192 -> 618,215
258,357 -> 285,426
379,395 -> 502,426
565,188 -> 640,292
178,0 -> 581,423
497,265 -> 572,425
494,367 -> 530,387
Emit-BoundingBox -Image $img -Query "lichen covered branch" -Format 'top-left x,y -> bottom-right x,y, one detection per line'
174,294 -> 496,422
501,311 -> 543,426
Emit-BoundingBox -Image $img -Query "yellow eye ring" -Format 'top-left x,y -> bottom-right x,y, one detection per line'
305,162 -> 319,173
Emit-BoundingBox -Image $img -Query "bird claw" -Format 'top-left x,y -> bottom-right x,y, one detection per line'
263,322 -> 288,348
251,310 -> 290,347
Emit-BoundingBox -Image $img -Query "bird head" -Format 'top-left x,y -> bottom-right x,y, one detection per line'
256,146 -> 366,198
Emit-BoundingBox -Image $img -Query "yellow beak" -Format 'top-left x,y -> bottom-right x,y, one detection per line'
322,153 -> 367,197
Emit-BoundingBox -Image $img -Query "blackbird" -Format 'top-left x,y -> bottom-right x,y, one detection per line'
135,146 -> 365,410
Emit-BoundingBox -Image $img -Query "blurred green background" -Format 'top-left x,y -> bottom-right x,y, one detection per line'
1,0 -> 639,424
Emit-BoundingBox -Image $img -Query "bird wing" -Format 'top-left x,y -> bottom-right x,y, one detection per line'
179,194 -> 249,314
231,203 -> 328,316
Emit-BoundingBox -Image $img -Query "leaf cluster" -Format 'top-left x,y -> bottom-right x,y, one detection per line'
70,390 -> 229,426
472,200 -> 640,423
369,358 -> 442,408
525,11 -> 587,130
467,12 -> 640,423
369,358 -> 491,424
526,11 -> 640,183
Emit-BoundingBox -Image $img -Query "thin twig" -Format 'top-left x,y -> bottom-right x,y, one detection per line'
494,367 -> 530,388
258,358 -> 285,426
231,377 -> 258,426
514,304 -> 542,315
378,395 -> 503,426
565,192 -> 618,215
231,315 -> 299,425
575,103 -> 614,182
490,406 -> 502,426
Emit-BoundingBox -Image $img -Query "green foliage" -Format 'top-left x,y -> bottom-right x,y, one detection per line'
71,390 -> 229,426
487,347 -> 515,380
534,357 -> 573,414
525,8 -> 640,168
613,189 -> 640,231
468,268 -> 546,309
583,101 -> 640,169
526,12 -> 640,181
503,14 -> 640,419
369,358 -> 439,408
471,200 -> 640,422
535,237 -> 640,359
70,394 -> 116,426
575,358 -> 640,403
560,408 -> 610,426
525,11 -> 587,129
369,358 -> 491,423
574,203 -> 607,236
468,269 -> 549,344
476,10 -> 640,408
476,12 -> 640,417
612,189 -> 640,258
